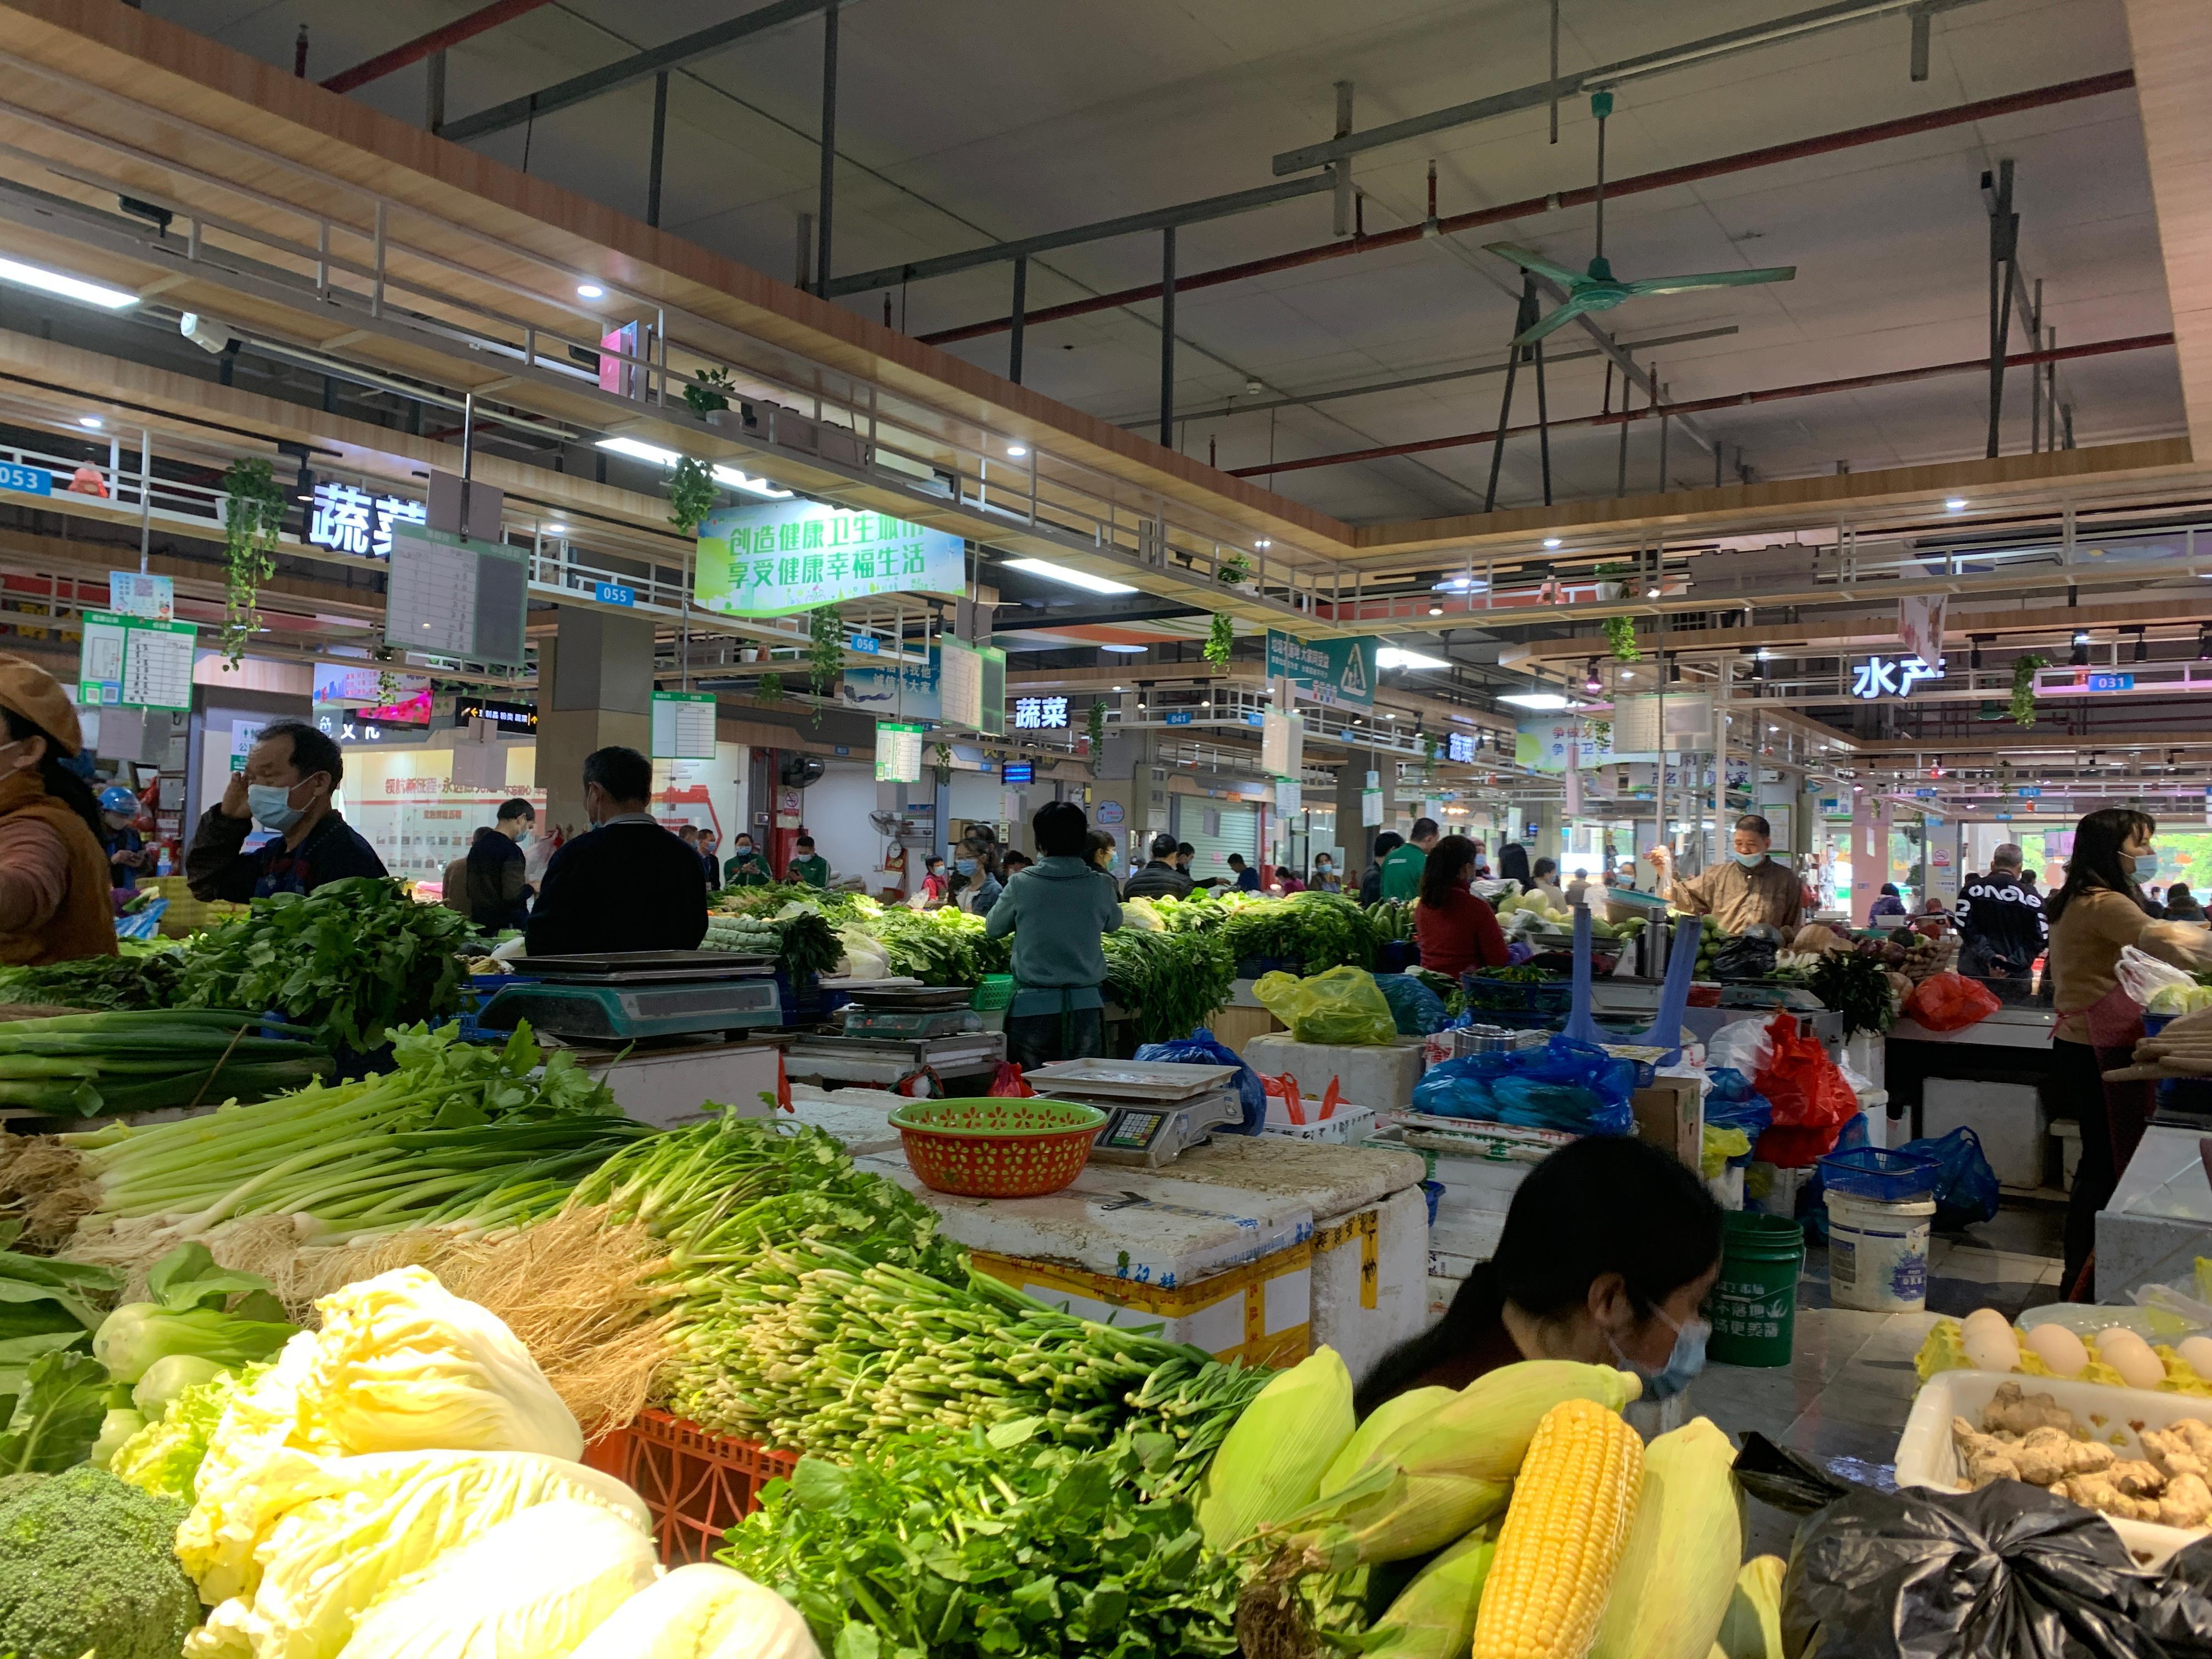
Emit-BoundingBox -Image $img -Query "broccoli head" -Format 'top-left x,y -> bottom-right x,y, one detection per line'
0,1463 -> 198,1659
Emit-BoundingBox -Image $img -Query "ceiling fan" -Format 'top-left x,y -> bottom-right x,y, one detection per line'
1485,92 -> 1797,346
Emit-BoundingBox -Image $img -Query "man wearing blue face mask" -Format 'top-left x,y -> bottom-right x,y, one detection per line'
1646,812 -> 1803,935
185,719 -> 387,901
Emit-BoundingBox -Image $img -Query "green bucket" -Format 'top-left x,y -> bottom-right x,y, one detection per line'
1705,1211 -> 1805,1368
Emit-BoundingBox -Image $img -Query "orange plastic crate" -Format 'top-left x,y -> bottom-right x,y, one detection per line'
583,1408 -> 799,1565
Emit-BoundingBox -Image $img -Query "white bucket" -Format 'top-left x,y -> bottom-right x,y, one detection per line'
1826,1190 -> 1936,1312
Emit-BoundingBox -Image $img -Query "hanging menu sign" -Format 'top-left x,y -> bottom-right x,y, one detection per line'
78,611 -> 196,710
650,690 -> 716,759
938,636 -> 1007,736
694,501 -> 964,617
876,720 -> 926,783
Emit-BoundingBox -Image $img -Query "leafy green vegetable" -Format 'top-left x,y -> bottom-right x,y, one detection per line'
0,1463 -> 200,1659
1808,950 -> 1897,1039
723,1422 -> 1243,1659
92,1303 -> 295,1385
0,950 -> 184,1011
177,876 -> 472,1051
1100,927 -> 1238,1047
0,1350 -> 113,1474
112,1361 -> 266,1503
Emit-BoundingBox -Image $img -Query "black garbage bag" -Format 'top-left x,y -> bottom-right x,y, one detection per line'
1735,1435 -> 2212,1658
1712,935 -> 1781,981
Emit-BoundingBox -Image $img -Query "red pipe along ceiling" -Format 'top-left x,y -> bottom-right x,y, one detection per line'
321,0 -> 557,95
1228,334 -> 2176,478
916,70 -> 2136,348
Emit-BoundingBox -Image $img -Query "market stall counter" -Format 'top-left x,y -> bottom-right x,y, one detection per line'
1887,1001 -> 2062,1189
2096,1122 -> 2212,1301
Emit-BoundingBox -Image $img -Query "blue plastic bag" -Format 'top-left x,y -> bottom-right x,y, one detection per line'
1135,1027 -> 1265,1134
1897,1126 -> 2002,1228
1409,1039 -> 1633,1134
1374,973 -> 1449,1036
1703,1067 -> 1775,1163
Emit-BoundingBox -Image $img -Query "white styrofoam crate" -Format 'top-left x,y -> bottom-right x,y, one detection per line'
1261,1100 -> 1378,1143
1896,1368 -> 2212,1567
1922,1077 -> 2046,1190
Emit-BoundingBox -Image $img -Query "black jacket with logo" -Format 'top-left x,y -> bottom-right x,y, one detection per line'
1955,870 -> 2046,969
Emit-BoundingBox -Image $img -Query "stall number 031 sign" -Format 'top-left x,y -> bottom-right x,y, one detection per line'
1012,696 -> 1068,730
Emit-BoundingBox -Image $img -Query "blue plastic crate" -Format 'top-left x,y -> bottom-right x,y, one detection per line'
1818,1146 -> 1938,1204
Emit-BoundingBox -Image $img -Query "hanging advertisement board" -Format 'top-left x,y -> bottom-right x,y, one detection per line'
694,501 -> 964,617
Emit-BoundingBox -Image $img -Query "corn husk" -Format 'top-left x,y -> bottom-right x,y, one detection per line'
1196,1346 -> 1355,1551
1364,1526 -> 1497,1658
1716,1555 -> 1785,1659
1592,1417 -> 1742,1659
1275,1361 -> 1637,1571
1318,1386 -> 1453,1498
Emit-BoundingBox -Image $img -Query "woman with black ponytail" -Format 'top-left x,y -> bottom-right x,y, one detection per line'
0,655 -> 118,965
1355,1136 -> 1723,1415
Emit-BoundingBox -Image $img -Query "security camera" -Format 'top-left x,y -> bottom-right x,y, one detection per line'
179,312 -> 238,355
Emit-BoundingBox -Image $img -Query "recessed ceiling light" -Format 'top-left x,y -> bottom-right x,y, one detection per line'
1377,647 -> 1450,669
77,415 -> 101,429
1945,498 -> 1967,512
0,256 -> 138,310
1101,643 -> 1147,654
1254,538 -> 1272,549
1428,603 -> 1444,616
1006,443 -> 1028,458
1645,588 -> 1660,598
577,283 -> 606,300
1113,685 -> 1124,692
596,436 -> 681,466
1543,537 -> 1562,549
1500,692 -> 1576,710
1003,557 -> 1137,594
545,522 -> 568,535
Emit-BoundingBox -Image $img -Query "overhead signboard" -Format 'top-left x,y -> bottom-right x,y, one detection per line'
386,527 -> 529,669
1001,760 -> 1035,785
1850,654 -> 1944,700
876,720 -> 926,783
1447,731 -> 1477,764
77,611 -> 194,710
841,646 -> 940,723
106,571 -> 172,622
693,501 -> 964,617
1012,695 -> 1069,730
650,690 -> 716,760
454,696 -> 538,733
307,481 -> 426,560
1265,630 -> 1376,708
939,636 -> 1006,736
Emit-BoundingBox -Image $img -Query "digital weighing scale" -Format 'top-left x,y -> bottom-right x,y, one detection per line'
1025,1058 -> 1246,1168
839,985 -> 983,1042
476,952 -> 783,1043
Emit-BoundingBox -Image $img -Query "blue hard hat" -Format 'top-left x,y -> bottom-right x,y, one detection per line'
98,785 -> 138,814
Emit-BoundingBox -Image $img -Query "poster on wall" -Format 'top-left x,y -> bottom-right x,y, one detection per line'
77,611 -> 194,710
875,721 -> 926,783
693,501 -> 964,617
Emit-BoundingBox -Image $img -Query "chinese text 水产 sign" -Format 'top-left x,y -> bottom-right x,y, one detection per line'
1851,654 -> 1945,701
693,501 -> 964,617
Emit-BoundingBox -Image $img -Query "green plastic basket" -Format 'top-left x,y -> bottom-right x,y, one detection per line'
970,974 -> 1016,1012
888,1096 -> 1106,1197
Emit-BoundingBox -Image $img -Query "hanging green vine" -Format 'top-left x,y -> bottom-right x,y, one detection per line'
1204,613 -> 1234,666
370,639 -> 401,706
218,458 -> 286,667
1086,698 -> 1105,754
1218,552 -> 1253,586
2010,653 -> 2049,728
933,741 -> 953,788
1602,614 -> 1641,663
682,368 -> 736,417
667,456 -> 718,533
756,671 -> 785,707
807,606 -> 843,708
1421,732 -> 1440,778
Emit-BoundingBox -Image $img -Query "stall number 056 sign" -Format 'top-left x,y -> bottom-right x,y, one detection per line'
1013,696 -> 1069,730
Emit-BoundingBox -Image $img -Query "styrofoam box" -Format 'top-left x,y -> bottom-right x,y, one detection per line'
1895,1369 -> 2212,1567
1261,1099 -> 1378,1144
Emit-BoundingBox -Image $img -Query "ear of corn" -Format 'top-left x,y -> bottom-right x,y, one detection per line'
1471,1398 -> 1644,1659
1364,1524 -> 1498,1658
1715,1555 -> 1785,1659
1195,1346 -> 1355,1551
1319,1386 -> 1455,1498
1370,1361 -> 1642,1485
1590,1417 -> 1742,1659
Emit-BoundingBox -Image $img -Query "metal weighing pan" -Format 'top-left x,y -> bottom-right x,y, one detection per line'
1024,1058 -> 1240,1102
838,985 -> 977,1012
505,950 -> 777,983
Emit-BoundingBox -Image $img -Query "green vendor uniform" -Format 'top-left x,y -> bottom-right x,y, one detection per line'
787,853 -> 830,889
1379,842 -> 1428,902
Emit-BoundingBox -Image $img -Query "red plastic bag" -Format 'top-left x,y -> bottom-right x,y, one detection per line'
1261,1072 -> 1304,1124
774,1049 -> 793,1113
986,1062 -> 1035,1098
1905,971 -> 2002,1034
1753,1014 -> 1861,1167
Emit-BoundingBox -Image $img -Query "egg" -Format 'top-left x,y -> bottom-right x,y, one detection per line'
1961,1316 -> 2020,1374
2024,1322 -> 2090,1378
2097,1327 -> 2168,1391
2180,1336 -> 2212,1382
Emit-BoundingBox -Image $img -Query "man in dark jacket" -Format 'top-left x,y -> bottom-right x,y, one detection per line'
462,798 -> 534,930
1359,832 -> 1404,905
2168,882 -> 2206,923
525,746 -> 707,956
186,719 -> 386,900
1124,833 -> 1194,900
1955,843 -> 2046,992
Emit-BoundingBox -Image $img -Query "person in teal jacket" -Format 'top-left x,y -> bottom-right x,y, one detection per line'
985,800 -> 1123,1070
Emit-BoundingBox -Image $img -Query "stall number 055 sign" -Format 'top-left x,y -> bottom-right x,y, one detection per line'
1852,654 -> 1944,700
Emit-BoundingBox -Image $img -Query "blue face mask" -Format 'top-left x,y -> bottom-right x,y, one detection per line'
955,858 -> 977,875
1609,1306 -> 1710,1400
248,782 -> 308,834
1732,849 -> 1767,870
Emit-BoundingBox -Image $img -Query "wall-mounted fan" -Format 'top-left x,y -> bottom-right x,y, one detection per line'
778,752 -> 826,789
1486,92 -> 1795,345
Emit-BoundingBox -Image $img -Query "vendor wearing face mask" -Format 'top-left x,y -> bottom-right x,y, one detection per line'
0,655 -> 120,964
2046,808 -> 2212,1291
1645,812 -> 1803,934
186,718 -> 386,901
526,745 -> 707,957
1356,1137 -> 1722,1412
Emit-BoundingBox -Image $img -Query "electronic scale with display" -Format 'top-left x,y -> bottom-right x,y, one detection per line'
839,985 -> 983,1042
1024,1058 -> 1245,1167
475,951 -> 783,1043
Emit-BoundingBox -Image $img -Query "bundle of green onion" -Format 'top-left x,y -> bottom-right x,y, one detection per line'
661,1240 -> 1271,1491
57,1022 -> 648,1256
0,1010 -> 330,1118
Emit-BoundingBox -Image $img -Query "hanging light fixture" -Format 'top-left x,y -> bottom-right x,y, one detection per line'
2134,627 -> 2151,663
2070,631 -> 2091,667
1583,660 -> 1602,693
1970,635 -> 1988,672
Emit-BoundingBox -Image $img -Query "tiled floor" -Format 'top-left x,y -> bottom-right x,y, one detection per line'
1689,1204 -> 2069,1558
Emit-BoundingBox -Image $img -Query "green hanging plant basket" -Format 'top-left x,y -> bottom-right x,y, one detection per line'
219,458 -> 287,667
1086,699 -> 1105,755
2010,653 -> 2049,729
667,456 -> 718,534
1204,613 -> 1234,666
807,606 -> 843,721
1602,614 -> 1641,663
756,671 -> 785,707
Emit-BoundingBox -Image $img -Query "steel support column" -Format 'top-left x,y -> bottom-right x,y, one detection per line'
1008,256 -> 1027,385
1159,227 -> 1176,448
815,1 -> 838,299
1985,158 -> 2018,458
646,71 -> 668,228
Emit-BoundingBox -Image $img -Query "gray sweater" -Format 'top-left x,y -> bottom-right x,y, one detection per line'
985,856 -> 1123,990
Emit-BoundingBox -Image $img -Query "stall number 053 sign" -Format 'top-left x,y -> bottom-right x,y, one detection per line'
1852,654 -> 1945,700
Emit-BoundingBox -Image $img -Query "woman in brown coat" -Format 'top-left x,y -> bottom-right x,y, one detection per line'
0,655 -> 119,966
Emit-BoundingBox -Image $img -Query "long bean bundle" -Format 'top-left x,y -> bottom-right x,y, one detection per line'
54,1022 -> 646,1260
0,1009 -> 330,1116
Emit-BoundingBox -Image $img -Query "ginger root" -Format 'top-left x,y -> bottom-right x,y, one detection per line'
2063,1468 -> 2165,1522
2162,1473 -> 2212,1530
1952,1417 -> 2113,1488
2144,1418 -> 2212,1482
1982,1381 -> 2079,1437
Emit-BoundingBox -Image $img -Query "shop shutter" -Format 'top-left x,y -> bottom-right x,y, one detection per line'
1172,798 -> 1260,882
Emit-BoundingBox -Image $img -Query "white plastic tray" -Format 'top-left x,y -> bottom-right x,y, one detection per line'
1261,1101 -> 1377,1144
1896,1368 -> 2212,1567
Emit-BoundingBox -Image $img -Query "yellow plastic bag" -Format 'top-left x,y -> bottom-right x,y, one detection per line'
1254,966 -> 1399,1046
1700,1125 -> 1751,1180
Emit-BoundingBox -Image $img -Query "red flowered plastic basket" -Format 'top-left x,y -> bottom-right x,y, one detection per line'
888,1095 -> 1107,1197
583,1408 -> 799,1566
